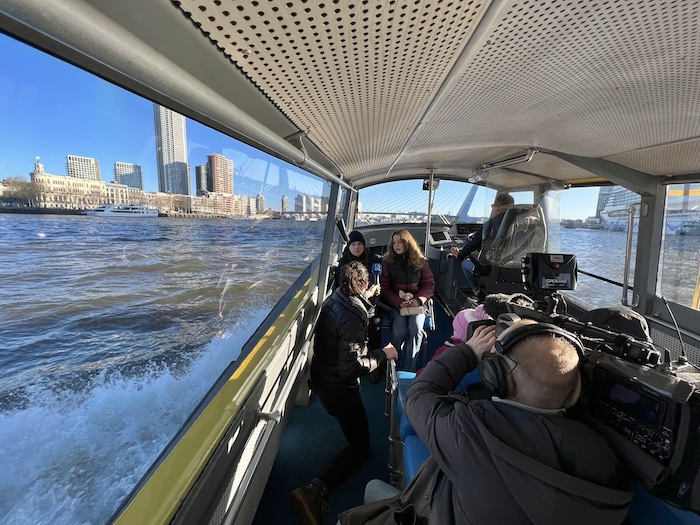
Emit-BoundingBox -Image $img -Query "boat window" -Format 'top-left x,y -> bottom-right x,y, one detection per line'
658,183 -> 700,309
552,186 -> 639,309
0,33 -> 329,524
357,180 -> 532,225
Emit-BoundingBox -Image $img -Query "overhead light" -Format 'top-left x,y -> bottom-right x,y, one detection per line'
471,149 -> 538,181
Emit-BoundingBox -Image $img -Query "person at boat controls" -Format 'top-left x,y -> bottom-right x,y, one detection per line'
379,229 -> 435,371
335,230 -> 383,356
291,262 -> 398,525
338,319 -> 633,525
450,192 -> 514,301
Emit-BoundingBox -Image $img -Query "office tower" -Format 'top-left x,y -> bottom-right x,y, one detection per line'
256,194 -> 265,213
205,153 -> 234,194
67,155 -> 101,181
281,195 -> 289,213
114,162 -> 143,190
153,104 -> 190,195
195,164 -> 208,194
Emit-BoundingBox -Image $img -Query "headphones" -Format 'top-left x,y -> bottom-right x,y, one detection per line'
478,321 -> 585,405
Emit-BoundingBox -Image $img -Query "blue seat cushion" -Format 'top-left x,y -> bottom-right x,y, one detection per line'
396,373 -> 416,439
403,434 -> 430,483
627,484 -> 700,524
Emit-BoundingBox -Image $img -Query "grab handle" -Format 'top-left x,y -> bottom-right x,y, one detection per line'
621,202 -> 647,307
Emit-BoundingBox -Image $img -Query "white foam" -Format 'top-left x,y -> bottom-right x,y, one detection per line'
0,309 -> 268,525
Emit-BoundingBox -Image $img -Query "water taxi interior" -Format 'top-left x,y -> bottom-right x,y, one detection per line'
3,0 -> 700,524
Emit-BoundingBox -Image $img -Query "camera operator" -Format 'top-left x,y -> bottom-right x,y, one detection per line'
339,320 -> 633,525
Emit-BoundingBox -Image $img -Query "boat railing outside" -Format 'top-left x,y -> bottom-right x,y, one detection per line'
110,257 -> 323,525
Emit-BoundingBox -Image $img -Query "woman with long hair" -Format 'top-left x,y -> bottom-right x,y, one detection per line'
380,229 -> 435,371
290,262 -> 397,525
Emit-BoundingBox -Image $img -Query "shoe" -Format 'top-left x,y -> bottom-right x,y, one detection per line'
476,291 -> 486,303
290,481 -> 330,525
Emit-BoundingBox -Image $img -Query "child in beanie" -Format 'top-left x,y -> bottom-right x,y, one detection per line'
416,305 -> 491,375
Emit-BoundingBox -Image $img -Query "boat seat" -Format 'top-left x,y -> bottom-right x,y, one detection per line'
475,204 -> 547,296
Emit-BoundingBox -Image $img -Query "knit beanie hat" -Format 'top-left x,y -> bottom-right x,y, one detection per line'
348,230 -> 366,246
452,304 -> 491,342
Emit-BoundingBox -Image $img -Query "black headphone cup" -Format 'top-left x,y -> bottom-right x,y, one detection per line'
478,354 -> 511,398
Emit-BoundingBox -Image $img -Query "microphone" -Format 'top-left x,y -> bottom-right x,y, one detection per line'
371,262 -> 382,285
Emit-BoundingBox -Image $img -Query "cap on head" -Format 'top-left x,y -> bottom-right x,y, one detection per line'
348,230 -> 366,246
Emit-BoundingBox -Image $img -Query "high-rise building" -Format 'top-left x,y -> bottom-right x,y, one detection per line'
67,155 -> 101,181
195,164 -> 208,195
256,194 -> 265,213
153,104 -> 190,195
205,153 -> 233,195
281,195 -> 289,212
114,162 -> 143,190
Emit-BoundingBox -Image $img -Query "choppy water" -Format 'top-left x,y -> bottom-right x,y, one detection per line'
0,214 -> 323,525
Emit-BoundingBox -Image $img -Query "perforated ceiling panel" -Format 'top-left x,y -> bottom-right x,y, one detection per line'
174,0 -> 700,186
406,0 -> 700,176
175,0 -> 490,181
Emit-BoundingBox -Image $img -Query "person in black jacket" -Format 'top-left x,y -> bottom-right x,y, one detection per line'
334,231 -> 383,355
291,262 -> 398,525
450,192 -> 514,300
339,319 -> 633,525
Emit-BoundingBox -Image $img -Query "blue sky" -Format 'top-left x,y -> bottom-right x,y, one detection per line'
0,33 -> 598,219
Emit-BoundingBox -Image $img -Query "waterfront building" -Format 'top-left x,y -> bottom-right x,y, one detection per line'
195,164 -> 208,194
295,194 -> 311,213
256,194 -> 265,214
206,153 -> 234,195
153,104 -> 190,195
281,195 -> 289,213
114,162 -> 143,190
67,155 -> 101,181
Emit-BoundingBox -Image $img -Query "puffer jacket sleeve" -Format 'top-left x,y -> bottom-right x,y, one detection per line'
379,260 -> 403,309
415,259 -> 435,306
336,309 -> 386,381
404,343 -> 478,480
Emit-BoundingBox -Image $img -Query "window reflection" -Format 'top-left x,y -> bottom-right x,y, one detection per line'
659,183 -> 700,309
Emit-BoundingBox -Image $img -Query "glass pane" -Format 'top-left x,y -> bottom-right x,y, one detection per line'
658,183 -> 700,309
557,186 -> 637,308
0,33 -> 327,523
357,180 -> 532,225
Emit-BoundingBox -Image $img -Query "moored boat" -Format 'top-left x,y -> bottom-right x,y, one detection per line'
84,204 -> 158,217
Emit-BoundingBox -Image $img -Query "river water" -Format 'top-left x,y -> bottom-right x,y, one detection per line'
0,215 -> 698,524
0,214 -> 324,525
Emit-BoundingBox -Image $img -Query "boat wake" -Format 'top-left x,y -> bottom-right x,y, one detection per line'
0,308 -> 269,525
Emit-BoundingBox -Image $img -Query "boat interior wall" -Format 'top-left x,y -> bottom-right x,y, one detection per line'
111,261 -> 323,525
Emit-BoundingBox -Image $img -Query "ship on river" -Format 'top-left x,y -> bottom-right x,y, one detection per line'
599,185 -> 700,232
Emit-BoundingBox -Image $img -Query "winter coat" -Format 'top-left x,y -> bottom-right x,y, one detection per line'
334,249 -> 383,288
339,343 -> 633,525
379,255 -> 435,311
311,287 -> 386,397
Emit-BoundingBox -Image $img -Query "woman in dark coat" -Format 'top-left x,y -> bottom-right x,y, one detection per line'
291,261 -> 398,525
334,230 -> 384,358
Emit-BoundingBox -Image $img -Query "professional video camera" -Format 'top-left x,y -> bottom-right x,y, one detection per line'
512,253 -> 700,513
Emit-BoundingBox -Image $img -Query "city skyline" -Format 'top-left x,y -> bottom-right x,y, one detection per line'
0,32 -> 599,219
